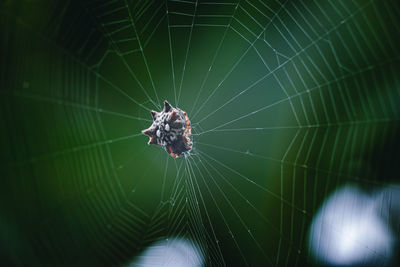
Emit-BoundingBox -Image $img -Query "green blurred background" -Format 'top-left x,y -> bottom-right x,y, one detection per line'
1,0 -> 399,266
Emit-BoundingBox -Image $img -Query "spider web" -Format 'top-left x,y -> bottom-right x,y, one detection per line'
1,0 -> 400,266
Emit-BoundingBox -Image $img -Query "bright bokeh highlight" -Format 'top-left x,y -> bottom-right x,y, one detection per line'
129,238 -> 204,267
308,185 -> 395,266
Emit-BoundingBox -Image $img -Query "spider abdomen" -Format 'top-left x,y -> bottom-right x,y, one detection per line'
142,100 -> 192,158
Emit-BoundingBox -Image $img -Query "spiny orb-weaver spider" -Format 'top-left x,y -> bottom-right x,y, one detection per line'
142,100 -> 192,158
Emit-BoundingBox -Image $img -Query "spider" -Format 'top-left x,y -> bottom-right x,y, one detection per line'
142,100 -> 192,158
